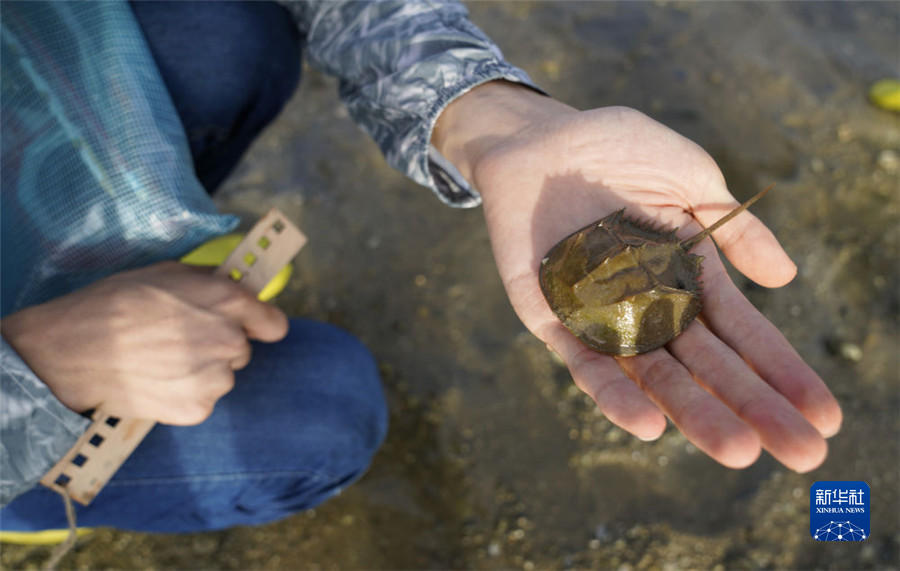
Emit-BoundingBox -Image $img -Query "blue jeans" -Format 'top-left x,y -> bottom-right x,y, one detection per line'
3,321 -> 388,532
1,2 -> 388,532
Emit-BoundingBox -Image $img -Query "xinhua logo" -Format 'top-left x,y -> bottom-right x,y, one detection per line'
810,481 -> 870,541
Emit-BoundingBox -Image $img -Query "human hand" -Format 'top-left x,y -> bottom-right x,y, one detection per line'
0,262 -> 288,425
433,81 -> 842,472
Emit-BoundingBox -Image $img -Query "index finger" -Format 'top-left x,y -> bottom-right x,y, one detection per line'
206,282 -> 289,343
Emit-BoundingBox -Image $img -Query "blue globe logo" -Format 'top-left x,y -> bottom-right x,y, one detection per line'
813,520 -> 868,541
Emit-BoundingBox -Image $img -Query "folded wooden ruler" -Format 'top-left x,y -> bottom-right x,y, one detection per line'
40,209 -> 307,505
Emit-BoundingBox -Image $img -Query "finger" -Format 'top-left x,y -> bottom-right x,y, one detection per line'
155,364 -> 236,426
670,321 -> 828,473
616,348 -> 762,469
229,336 -> 253,371
700,253 -> 843,437
185,310 -> 254,370
544,322 -> 667,441
208,285 -> 289,343
691,186 -> 796,288
137,263 -> 289,343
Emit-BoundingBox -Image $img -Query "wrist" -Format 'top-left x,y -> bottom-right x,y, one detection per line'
2,303 -> 98,413
1,305 -> 45,361
431,80 -> 576,193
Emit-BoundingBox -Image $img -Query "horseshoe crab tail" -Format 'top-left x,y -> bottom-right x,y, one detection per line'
680,183 -> 775,252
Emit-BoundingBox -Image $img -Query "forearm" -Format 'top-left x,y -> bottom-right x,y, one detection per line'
279,0 -> 540,206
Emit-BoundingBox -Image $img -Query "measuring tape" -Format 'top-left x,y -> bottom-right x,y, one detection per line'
39,209 -> 307,506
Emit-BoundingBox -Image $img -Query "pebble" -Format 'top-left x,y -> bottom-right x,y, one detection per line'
488,541 -> 502,557
448,284 -> 465,297
876,149 -> 899,173
840,342 -> 863,362
837,123 -> 855,142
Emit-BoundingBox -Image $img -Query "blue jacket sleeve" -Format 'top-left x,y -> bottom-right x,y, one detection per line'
0,338 -> 90,506
278,0 -> 542,207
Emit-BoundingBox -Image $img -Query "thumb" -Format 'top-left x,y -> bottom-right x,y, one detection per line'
692,186 -> 797,288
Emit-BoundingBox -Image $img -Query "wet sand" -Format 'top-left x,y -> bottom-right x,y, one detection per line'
3,2 -> 898,569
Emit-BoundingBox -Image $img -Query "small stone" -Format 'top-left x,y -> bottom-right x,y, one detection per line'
488,541 -> 502,557
837,123 -> 854,142
876,149 -> 899,174
810,157 -> 826,174
414,274 -> 427,287
540,59 -> 560,80
840,343 -> 863,362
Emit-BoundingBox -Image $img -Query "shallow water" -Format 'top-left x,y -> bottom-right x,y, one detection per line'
4,2 -> 898,569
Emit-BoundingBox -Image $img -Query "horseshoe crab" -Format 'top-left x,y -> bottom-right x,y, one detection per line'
539,184 -> 773,356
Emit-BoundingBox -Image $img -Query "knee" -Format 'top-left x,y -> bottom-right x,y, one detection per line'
250,319 -> 389,476
229,321 -> 388,521
298,320 -> 388,456
132,1 -> 302,128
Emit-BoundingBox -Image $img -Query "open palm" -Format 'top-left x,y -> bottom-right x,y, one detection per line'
469,104 -> 842,472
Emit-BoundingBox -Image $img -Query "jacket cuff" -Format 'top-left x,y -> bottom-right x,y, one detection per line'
423,70 -> 544,208
0,337 -> 89,506
351,59 -> 540,208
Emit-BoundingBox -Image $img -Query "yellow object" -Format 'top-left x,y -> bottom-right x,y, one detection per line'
180,234 -> 293,301
0,528 -> 91,545
869,79 -> 900,111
